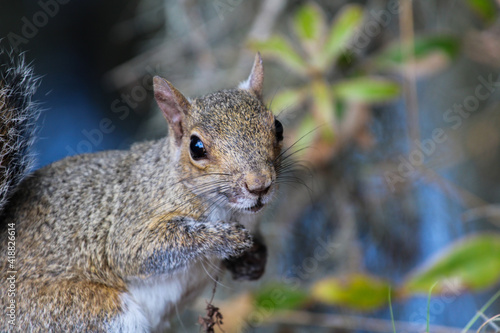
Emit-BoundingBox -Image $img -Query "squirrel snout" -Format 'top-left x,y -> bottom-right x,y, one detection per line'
244,173 -> 272,196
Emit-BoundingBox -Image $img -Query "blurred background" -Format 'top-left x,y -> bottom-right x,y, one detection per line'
1,0 -> 500,332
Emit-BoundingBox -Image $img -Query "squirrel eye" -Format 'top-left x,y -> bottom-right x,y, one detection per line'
189,135 -> 207,160
274,119 -> 284,142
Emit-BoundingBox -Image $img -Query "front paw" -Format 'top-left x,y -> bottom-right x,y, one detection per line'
206,222 -> 253,259
224,237 -> 267,281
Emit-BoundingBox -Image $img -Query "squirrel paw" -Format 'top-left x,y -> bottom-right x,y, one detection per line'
224,237 -> 267,280
203,222 -> 253,259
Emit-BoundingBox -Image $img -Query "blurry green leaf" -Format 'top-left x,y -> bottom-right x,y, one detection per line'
311,273 -> 391,311
294,3 -> 324,41
295,113 -> 317,148
335,99 -> 347,119
376,35 -> 460,68
311,80 -> 336,141
332,77 -> 400,102
404,234 -> 500,294
270,88 -> 308,115
249,36 -> 307,75
254,283 -> 310,311
466,0 -> 497,23
320,5 -> 364,69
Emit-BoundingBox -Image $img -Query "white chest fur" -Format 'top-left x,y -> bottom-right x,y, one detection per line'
115,258 -> 221,332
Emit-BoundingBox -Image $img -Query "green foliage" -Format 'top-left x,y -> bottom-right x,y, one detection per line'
250,2 -> 367,76
375,35 -> 460,72
404,233 -> 500,294
295,113 -> 318,150
293,3 -> 323,42
254,283 -> 310,311
311,274 -> 391,311
250,234 -> 500,316
310,79 -> 336,138
466,0 -> 498,23
270,88 -> 308,116
249,36 -> 307,75
321,5 -> 364,69
332,77 -> 401,102
244,0 -> 498,326
248,2 -> 400,162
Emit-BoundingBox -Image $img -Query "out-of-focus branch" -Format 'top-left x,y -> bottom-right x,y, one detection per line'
421,167 -> 488,212
246,0 -> 286,41
237,0 -> 287,67
104,0 -> 239,90
181,0 -> 217,72
462,205 -> 500,227
464,22 -> 500,68
399,0 -> 420,148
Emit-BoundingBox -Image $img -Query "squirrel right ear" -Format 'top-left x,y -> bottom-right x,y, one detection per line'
238,53 -> 264,100
153,76 -> 191,145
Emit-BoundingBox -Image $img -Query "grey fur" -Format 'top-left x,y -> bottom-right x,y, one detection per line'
0,49 -> 40,211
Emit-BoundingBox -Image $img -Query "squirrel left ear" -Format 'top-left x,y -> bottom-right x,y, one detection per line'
239,53 -> 264,100
153,76 -> 191,146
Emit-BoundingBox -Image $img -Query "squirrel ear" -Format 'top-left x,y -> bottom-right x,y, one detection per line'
153,76 -> 191,145
239,53 -> 264,100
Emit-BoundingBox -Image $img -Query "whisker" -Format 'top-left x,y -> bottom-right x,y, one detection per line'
199,260 -> 230,289
174,183 -> 232,219
276,146 -> 311,166
274,125 -> 320,163
173,172 -> 232,186
174,302 -> 188,333
140,174 -> 232,219
201,256 -> 225,276
277,162 -> 313,178
199,191 -> 231,219
276,175 -> 312,193
147,179 -> 232,219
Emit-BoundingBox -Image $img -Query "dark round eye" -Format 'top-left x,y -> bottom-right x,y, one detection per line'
190,135 -> 207,160
275,119 -> 284,142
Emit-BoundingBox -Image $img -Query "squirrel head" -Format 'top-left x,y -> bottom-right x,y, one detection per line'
153,54 -> 282,214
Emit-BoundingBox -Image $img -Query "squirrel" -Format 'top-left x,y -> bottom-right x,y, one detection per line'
0,50 -> 283,332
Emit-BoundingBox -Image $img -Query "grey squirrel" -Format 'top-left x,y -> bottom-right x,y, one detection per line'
0,50 -> 283,332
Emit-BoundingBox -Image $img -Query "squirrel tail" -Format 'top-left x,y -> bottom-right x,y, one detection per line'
0,49 -> 40,212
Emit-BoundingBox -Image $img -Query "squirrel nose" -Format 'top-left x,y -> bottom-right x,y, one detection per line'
244,173 -> 272,196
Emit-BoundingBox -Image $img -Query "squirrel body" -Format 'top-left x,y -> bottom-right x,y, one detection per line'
0,52 -> 281,332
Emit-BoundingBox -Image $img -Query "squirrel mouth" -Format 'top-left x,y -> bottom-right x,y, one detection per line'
245,199 -> 265,213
